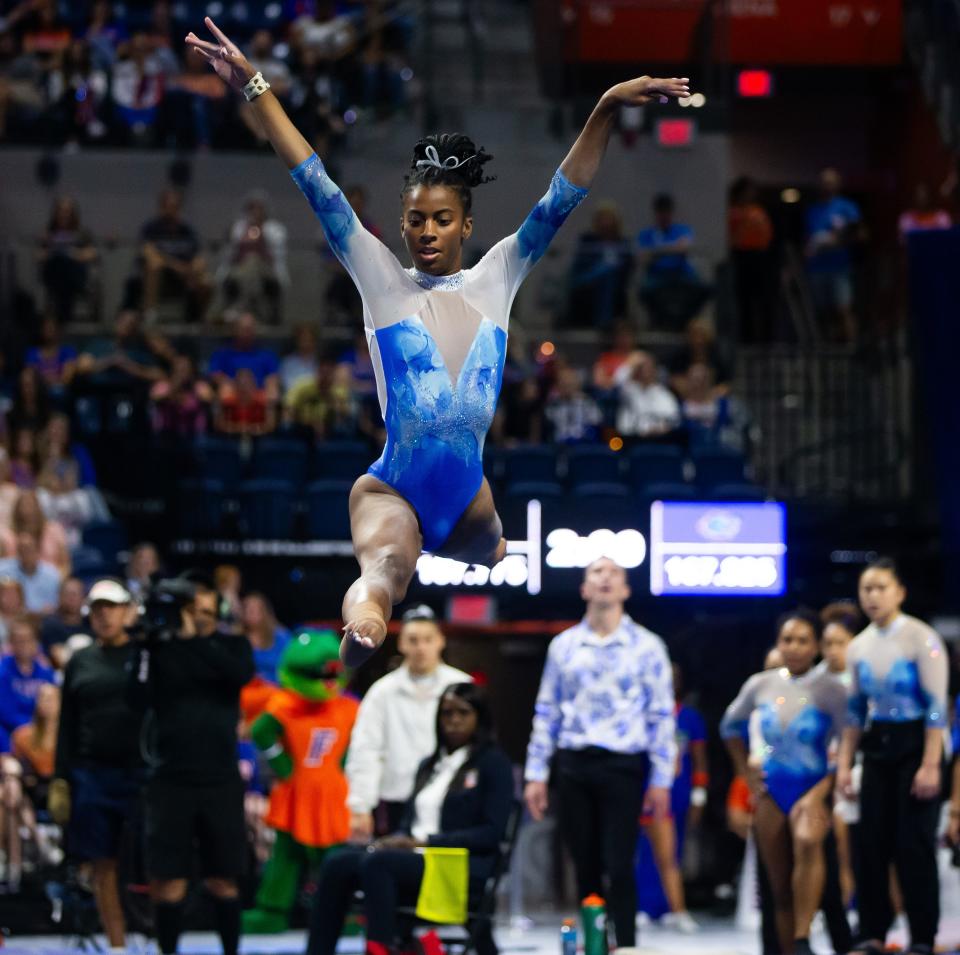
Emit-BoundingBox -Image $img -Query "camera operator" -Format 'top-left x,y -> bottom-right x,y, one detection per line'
50,579 -> 143,953
128,577 -> 254,955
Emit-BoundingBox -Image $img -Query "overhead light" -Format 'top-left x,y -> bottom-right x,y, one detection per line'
781,188 -> 801,204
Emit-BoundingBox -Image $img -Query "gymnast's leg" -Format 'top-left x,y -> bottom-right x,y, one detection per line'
341,475 -> 423,666
439,478 -> 507,567
753,796 -> 794,955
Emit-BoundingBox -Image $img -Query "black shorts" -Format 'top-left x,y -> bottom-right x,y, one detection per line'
145,777 -> 246,880
70,766 -> 143,862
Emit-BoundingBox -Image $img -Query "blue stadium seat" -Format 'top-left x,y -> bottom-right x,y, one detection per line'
566,483 -> 638,533
176,478 -> 226,537
504,481 -> 563,500
639,481 -> 698,502
73,396 -> 102,438
311,442 -> 373,482
252,437 -> 308,486
239,479 -> 297,539
709,482 -> 767,502
565,446 -> 623,488
501,446 -> 559,485
103,396 -> 143,434
571,481 -> 630,499
305,480 -> 353,541
194,436 -> 245,491
691,447 -> 747,490
81,520 -> 129,561
70,546 -> 115,583
499,482 -> 563,540
483,447 -> 505,483
627,444 -> 686,487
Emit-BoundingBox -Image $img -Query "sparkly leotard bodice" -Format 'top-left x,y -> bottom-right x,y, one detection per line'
291,154 -> 587,551
720,666 -> 847,812
846,614 -> 948,730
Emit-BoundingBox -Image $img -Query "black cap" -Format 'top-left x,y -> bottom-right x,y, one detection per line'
401,604 -> 437,623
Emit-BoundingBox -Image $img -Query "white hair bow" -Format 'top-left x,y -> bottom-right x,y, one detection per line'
415,144 -> 476,170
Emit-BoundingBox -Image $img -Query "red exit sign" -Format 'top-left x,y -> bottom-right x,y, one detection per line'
655,118 -> 696,148
738,69 -> 774,97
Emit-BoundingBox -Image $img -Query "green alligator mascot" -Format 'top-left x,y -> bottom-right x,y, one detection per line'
242,629 -> 358,933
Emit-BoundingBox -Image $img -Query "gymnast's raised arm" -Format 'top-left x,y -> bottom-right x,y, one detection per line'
186,18 -> 312,169
559,75 -> 691,189
502,74 -> 690,290
186,18 -> 399,295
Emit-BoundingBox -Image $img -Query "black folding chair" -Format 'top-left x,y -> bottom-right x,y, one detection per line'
399,800 -> 523,955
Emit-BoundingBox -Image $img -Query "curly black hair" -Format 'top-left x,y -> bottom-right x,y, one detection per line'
401,133 -> 495,215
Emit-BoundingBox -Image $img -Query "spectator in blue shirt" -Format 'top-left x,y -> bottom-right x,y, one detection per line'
0,616 -> 56,751
241,592 -> 291,684
565,202 -> 634,328
25,317 -> 78,400
208,312 -> 280,405
523,557 -> 676,949
75,309 -> 163,393
0,533 -> 61,615
637,194 -> 710,330
805,168 -> 863,343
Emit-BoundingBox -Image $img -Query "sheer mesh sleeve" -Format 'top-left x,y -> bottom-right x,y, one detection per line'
290,153 -> 404,303
720,673 -> 761,740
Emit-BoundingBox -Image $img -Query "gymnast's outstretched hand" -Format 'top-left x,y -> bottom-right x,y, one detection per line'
185,16 -> 315,168
605,75 -> 691,107
185,17 -> 256,89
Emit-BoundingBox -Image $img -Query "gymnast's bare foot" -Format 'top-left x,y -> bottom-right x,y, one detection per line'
340,600 -> 388,667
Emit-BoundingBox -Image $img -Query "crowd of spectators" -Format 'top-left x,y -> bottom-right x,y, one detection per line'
0,0 -> 415,152
496,318 -> 748,453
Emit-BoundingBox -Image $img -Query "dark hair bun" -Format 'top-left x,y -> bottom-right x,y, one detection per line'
408,133 -> 495,189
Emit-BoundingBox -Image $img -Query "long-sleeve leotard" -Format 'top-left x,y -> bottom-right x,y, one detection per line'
291,153 -> 587,552
846,614 -> 948,730
720,665 -> 847,814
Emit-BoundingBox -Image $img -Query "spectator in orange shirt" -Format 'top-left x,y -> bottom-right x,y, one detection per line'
8,683 -> 62,881
215,368 -> 276,437
728,177 -> 775,343
13,681 -> 58,781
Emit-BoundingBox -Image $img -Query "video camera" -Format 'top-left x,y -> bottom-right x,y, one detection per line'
131,576 -> 200,643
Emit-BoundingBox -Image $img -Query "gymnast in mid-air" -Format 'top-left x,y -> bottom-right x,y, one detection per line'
187,18 -> 689,666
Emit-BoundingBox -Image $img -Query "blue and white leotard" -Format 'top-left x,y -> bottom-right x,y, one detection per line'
846,613 -> 948,731
720,665 -> 847,814
291,153 -> 587,552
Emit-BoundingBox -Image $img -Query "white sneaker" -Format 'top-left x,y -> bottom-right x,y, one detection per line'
635,911 -> 651,928
660,911 -> 699,933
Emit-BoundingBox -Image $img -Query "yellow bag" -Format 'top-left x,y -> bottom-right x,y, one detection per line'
415,847 -> 469,923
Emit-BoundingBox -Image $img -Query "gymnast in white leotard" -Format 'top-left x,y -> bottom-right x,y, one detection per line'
186,16 -> 689,666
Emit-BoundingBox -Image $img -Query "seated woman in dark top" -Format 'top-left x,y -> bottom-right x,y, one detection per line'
308,683 -> 513,955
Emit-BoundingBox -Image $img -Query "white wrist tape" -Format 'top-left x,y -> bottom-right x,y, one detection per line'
242,71 -> 271,102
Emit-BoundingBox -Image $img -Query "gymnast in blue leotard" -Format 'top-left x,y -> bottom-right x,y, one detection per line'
185,15 -> 690,666
721,610 -> 846,955
836,557 -> 947,955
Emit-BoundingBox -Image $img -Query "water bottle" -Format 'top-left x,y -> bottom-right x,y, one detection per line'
580,894 -> 608,955
560,917 -> 577,955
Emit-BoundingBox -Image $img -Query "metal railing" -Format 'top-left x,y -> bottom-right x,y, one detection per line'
738,345 -> 913,501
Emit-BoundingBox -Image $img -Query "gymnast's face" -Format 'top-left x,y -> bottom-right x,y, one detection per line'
776,617 -> 818,676
859,568 -> 905,627
401,185 -> 473,276
821,622 -> 853,673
